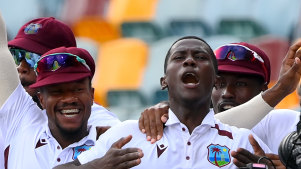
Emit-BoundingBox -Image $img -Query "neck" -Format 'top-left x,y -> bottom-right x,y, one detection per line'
49,124 -> 89,149
169,98 -> 211,134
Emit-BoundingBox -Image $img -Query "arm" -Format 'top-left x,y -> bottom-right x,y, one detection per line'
53,135 -> 143,169
0,12 -> 19,107
216,39 -> 301,129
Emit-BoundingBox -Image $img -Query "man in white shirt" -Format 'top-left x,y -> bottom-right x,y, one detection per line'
0,12 -> 142,168
55,36 -> 272,169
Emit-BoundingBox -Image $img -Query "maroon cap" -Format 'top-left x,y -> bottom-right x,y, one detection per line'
215,42 -> 271,84
8,17 -> 76,54
30,47 -> 95,88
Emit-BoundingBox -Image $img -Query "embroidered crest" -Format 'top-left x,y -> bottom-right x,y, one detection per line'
156,144 -> 168,158
72,145 -> 93,160
24,23 -> 42,34
226,51 -> 237,61
207,144 -> 231,168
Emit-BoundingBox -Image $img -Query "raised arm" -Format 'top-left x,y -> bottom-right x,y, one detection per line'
0,12 -> 19,107
216,39 -> 301,129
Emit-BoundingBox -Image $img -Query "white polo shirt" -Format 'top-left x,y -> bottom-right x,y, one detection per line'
252,109 -> 300,154
0,84 -> 120,169
79,109 -> 271,169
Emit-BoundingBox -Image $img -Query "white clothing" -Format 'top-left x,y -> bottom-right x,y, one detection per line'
252,109 -> 300,154
0,84 -> 120,168
79,109 -> 271,169
216,93 -> 273,129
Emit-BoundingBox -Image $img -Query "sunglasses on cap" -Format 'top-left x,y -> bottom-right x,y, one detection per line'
214,44 -> 264,63
34,53 -> 90,74
9,48 -> 41,68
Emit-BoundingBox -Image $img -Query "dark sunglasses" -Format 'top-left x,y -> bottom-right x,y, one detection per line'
34,53 -> 90,74
9,48 -> 41,68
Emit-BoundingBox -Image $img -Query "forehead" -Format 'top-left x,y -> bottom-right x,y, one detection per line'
170,39 -> 210,54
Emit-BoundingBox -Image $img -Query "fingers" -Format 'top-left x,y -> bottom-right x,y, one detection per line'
248,134 -> 265,156
285,39 -> 301,60
142,109 -> 152,141
231,148 -> 259,166
149,109 -> 163,143
114,149 -> 144,169
101,147 -> 144,169
138,102 -> 169,143
231,150 -> 248,167
111,135 -> 133,149
161,114 -> 168,123
138,112 -> 145,133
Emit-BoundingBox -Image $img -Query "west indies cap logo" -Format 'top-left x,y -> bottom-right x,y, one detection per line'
227,50 -> 237,61
207,144 -> 231,167
72,144 -> 93,160
24,23 -> 42,34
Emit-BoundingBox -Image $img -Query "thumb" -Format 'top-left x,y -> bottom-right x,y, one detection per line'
249,134 -> 265,156
111,135 -> 133,149
161,114 -> 169,123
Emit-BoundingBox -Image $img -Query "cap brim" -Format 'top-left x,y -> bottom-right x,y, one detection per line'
218,64 -> 265,79
8,38 -> 51,55
30,72 -> 91,88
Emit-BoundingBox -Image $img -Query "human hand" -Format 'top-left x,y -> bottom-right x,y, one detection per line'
89,135 -> 144,169
262,39 -> 301,107
138,101 -> 169,144
231,134 -> 284,169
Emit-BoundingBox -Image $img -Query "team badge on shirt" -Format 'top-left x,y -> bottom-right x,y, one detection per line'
72,144 -> 93,160
207,144 -> 231,167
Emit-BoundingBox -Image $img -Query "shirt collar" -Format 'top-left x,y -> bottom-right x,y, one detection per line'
165,108 -> 216,128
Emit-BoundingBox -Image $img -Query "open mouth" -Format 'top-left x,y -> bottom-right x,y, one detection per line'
218,102 -> 236,112
220,105 -> 234,111
182,73 -> 199,84
60,109 -> 80,118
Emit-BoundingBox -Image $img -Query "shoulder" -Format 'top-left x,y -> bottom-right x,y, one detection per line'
262,109 -> 299,125
89,103 -> 121,126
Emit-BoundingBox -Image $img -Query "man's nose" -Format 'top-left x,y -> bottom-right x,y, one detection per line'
17,60 -> 31,75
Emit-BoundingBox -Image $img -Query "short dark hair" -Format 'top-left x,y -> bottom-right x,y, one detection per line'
163,36 -> 218,74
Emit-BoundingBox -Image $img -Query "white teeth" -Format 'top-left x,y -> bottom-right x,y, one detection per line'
61,109 -> 79,114
64,114 -> 77,118
223,105 -> 234,110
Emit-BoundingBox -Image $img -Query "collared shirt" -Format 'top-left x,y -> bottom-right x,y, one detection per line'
0,84 -> 120,169
79,109 -> 272,169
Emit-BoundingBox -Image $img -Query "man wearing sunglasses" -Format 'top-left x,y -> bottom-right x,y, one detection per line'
1,44 -> 143,169
0,14 -> 141,168
8,17 -> 77,109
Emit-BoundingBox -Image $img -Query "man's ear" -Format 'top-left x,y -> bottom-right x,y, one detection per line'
37,91 -> 45,109
160,76 -> 168,90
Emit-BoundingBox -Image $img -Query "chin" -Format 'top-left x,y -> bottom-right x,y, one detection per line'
59,125 -> 84,135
